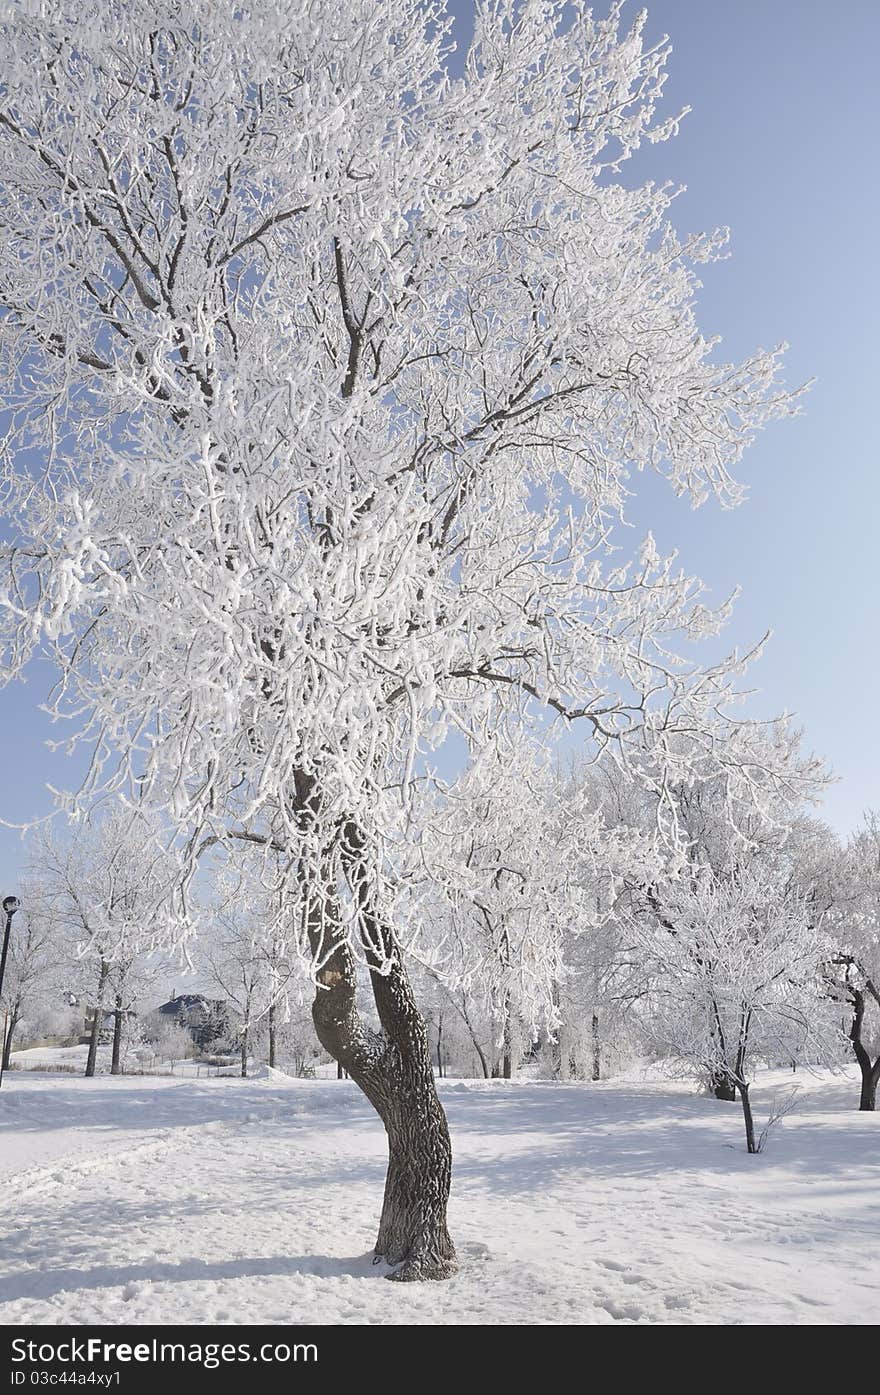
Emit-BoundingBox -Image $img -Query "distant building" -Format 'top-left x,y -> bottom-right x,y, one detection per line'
156,993 -> 232,1049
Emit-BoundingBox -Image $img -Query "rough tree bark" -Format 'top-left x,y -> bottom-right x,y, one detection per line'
312,941 -> 457,1278
305,824 -> 457,1281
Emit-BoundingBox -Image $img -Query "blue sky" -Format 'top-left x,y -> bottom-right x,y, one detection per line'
447,0 -> 878,830
602,0 -> 880,839
1,1 -> 877,893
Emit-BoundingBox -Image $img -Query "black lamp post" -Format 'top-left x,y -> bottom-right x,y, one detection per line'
0,895 -> 21,1089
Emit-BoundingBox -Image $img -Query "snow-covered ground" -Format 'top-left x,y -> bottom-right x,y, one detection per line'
8,1045 -> 243,1078
7,1044 -> 339,1078
0,1064 -> 877,1325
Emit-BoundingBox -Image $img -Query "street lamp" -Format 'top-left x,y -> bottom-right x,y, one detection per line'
0,895 -> 21,1089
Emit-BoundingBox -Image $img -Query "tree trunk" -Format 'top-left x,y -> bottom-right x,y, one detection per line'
268,999 -> 277,1070
110,994 -> 124,1075
316,975 -> 457,1279
2,1002 -> 21,1070
436,1012 -> 444,1079
591,1011 -> 601,1082
738,1081 -> 757,1154
549,981 -> 563,1079
240,1027 -> 248,1078
457,994 -> 490,1079
859,1063 -> 879,1112
85,960 -> 109,1078
371,1048 -> 455,1280
849,985 -> 879,1111
308,862 -> 457,1282
501,995 -> 512,1079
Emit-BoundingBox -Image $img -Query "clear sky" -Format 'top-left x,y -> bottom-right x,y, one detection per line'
1,1 -> 878,894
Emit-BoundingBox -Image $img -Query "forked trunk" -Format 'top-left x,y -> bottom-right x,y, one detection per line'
473,1044 -> 490,1079
308,857 -> 457,1282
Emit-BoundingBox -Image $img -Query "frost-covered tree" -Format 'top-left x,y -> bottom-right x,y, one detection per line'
824,815 -> 880,1111
146,1016 -> 195,1071
202,889 -> 275,1080
260,995 -> 326,1077
418,745 -> 593,1077
632,864 -> 842,1151
198,855 -> 324,1076
600,730 -> 829,1098
0,883 -> 62,1067
549,754 -> 668,1080
0,2 -> 820,1276
27,810 -> 177,1075
552,914 -> 642,1081
421,745 -> 663,1080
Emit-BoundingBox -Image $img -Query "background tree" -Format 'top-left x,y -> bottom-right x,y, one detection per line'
612,730 -> 829,1099
824,814 -> 880,1110
202,894 -> 273,1080
0,1 -> 817,1277
0,883 -> 62,1068
27,810 -> 178,1076
418,746 -> 587,1079
141,1016 -> 196,1073
260,995 -> 327,1078
631,863 -> 843,1152
104,943 -> 167,1075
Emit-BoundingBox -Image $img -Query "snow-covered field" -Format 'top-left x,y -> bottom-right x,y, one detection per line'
8,1045 -> 248,1079
0,1064 -> 877,1326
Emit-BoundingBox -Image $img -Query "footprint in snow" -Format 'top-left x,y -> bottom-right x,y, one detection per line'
457,1241 -> 490,1261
